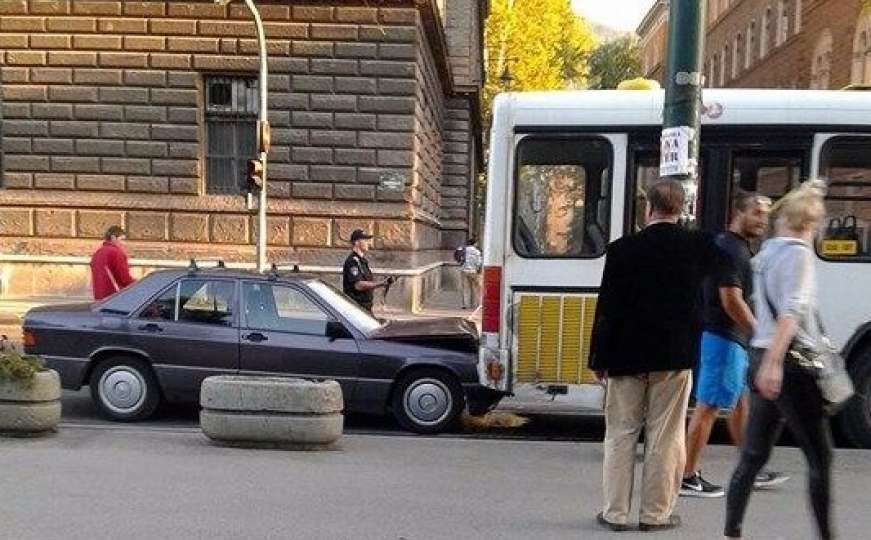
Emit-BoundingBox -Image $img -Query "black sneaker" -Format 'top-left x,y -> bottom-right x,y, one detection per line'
680,472 -> 725,498
639,515 -> 682,532
754,471 -> 790,490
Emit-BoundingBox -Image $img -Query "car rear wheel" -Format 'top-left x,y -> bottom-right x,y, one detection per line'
839,352 -> 871,448
90,357 -> 161,422
391,369 -> 464,434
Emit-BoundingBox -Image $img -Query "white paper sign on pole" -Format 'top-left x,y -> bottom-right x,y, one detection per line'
660,126 -> 696,177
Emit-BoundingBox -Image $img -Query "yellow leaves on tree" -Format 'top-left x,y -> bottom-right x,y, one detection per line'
482,0 -> 596,128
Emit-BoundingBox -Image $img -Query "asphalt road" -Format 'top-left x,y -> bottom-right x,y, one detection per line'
2,422 -> 871,540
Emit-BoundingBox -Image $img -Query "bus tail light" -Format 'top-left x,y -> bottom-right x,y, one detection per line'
22,329 -> 36,347
481,265 -> 502,333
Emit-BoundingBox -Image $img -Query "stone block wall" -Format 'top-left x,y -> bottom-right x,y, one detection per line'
0,0 -> 481,282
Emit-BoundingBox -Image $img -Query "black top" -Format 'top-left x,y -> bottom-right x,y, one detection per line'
702,231 -> 754,348
588,223 -> 725,377
343,252 -> 374,308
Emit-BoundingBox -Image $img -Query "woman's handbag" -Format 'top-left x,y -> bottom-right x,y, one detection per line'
763,277 -> 855,415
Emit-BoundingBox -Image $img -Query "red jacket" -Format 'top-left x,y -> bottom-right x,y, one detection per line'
90,241 -> 135,300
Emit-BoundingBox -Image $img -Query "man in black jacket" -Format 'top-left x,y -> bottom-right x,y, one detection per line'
589,179 -> 723,532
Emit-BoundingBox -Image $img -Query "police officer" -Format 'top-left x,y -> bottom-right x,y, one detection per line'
343,229 -> 392,313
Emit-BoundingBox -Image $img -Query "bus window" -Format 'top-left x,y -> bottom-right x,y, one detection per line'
631,152 -> 705,232
513,137 -> 611,258
819,137 -> 871,260
732,151 -> 802,202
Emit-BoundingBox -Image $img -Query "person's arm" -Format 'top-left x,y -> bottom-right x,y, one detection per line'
755,247 -> 813,399
354,279 -> 389,292
719,286 -> 756,336
109,248 -> 135,289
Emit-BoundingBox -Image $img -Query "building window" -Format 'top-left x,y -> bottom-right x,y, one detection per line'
721,44 -> 729,85
811,30 -> 833,89
762,7 -> 772,58
777,1 -> 788,46
852,10 -> 871,85
795,0 -> 802,33
733,33 -> 744,79
747,20 -> 757,69
711,54 -> 720,88
205,76 -> 258,195
513,137 -> 612,259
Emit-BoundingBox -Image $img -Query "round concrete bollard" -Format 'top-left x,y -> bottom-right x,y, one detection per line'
0,370 -> 62,437
200,376 -> 343,449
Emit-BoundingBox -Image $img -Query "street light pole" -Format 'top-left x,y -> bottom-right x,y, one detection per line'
660,0 -> 706,222
217,0 -> 270,271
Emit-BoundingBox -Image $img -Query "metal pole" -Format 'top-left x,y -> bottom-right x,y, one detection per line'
660,0 -> 706,222
244,0 -> 269,272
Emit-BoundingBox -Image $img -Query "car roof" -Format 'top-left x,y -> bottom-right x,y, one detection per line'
97,267 -> 319,315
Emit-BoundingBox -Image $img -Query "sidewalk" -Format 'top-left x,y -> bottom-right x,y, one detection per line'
2,425 -> 869,540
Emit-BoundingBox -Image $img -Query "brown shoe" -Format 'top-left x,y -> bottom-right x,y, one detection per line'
639,515 -> 682,532
596,512 -> 630,532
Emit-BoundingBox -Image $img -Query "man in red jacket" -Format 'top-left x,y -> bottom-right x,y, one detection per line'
90,225 -> 135,300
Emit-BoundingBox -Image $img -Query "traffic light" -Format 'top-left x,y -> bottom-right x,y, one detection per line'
246,158 -> 264,192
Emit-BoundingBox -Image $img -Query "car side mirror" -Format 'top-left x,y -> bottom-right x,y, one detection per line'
326,320 -> 352,341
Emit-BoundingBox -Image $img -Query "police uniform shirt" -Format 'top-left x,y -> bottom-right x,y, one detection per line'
343,252 -> 374,307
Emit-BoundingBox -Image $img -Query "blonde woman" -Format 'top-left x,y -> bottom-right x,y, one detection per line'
724,182 -> 834,539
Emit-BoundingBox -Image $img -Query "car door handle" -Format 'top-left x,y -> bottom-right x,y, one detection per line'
138,323 -> 163,333
243,332 -> 268,343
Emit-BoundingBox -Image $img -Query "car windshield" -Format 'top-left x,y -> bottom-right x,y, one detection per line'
306,280 -> 383,336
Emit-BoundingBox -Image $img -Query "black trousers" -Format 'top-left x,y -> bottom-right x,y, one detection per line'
724,354 -> 834,539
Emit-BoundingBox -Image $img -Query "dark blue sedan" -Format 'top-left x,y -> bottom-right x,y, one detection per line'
23,266 -> 505,434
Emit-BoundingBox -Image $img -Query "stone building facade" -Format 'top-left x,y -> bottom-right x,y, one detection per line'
0,0 -> 485,308
638,0 -> 870,90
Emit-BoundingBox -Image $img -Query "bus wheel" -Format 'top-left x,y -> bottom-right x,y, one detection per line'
839,351 -> 871,448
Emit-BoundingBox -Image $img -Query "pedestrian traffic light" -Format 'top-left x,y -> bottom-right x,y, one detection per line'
246,158 -> 264,192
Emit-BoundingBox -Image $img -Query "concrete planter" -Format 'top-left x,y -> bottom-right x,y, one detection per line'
0,370 -> 62,437
200,376 -> 343,450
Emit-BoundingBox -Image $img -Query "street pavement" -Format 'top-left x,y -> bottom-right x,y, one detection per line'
3,420 -> 871,540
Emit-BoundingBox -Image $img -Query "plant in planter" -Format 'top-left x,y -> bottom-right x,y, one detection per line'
0,336 -> 61,437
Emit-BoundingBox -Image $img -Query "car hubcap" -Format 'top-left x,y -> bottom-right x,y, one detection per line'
99,366 -> 146,414
404,378 -> 452,426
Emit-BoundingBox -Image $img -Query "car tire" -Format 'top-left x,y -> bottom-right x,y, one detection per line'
391,368 -> 464,434
89,356 -> 161,422
839,352 -> 871,448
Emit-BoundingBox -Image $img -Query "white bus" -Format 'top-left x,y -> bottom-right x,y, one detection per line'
478,89 -> 871,447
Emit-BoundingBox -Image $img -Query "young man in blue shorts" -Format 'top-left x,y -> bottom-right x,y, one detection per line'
681,192 -> 788,498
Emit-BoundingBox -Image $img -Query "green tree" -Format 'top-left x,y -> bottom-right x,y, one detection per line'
586,35 -> 643,90
481,0 -> 596,127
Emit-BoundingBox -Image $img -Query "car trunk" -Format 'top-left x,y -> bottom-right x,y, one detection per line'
369,317 -> 479,353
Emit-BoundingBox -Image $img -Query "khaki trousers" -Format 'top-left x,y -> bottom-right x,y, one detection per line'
602,370 -> 692,526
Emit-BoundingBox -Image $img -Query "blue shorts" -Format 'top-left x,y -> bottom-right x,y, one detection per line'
695,332 -> 749,409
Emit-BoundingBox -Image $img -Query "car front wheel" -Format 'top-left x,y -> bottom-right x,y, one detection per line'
90,357 -> 161,422
391,369 -> 464,434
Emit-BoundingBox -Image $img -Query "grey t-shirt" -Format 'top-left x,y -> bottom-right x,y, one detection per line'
751,237 -> 819,350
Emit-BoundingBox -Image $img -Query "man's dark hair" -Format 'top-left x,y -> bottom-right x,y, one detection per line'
467,237 -> 477,245
104,225 -> 126,240
648,179 -> 686,216
732,190 -> 770,213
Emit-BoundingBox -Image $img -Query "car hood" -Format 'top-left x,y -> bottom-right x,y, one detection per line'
369,317 -> 479,353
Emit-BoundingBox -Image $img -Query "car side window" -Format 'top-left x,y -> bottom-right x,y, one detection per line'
243,282 -> 329,336
177,280 -> 236,326
139,283 -> 178,321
